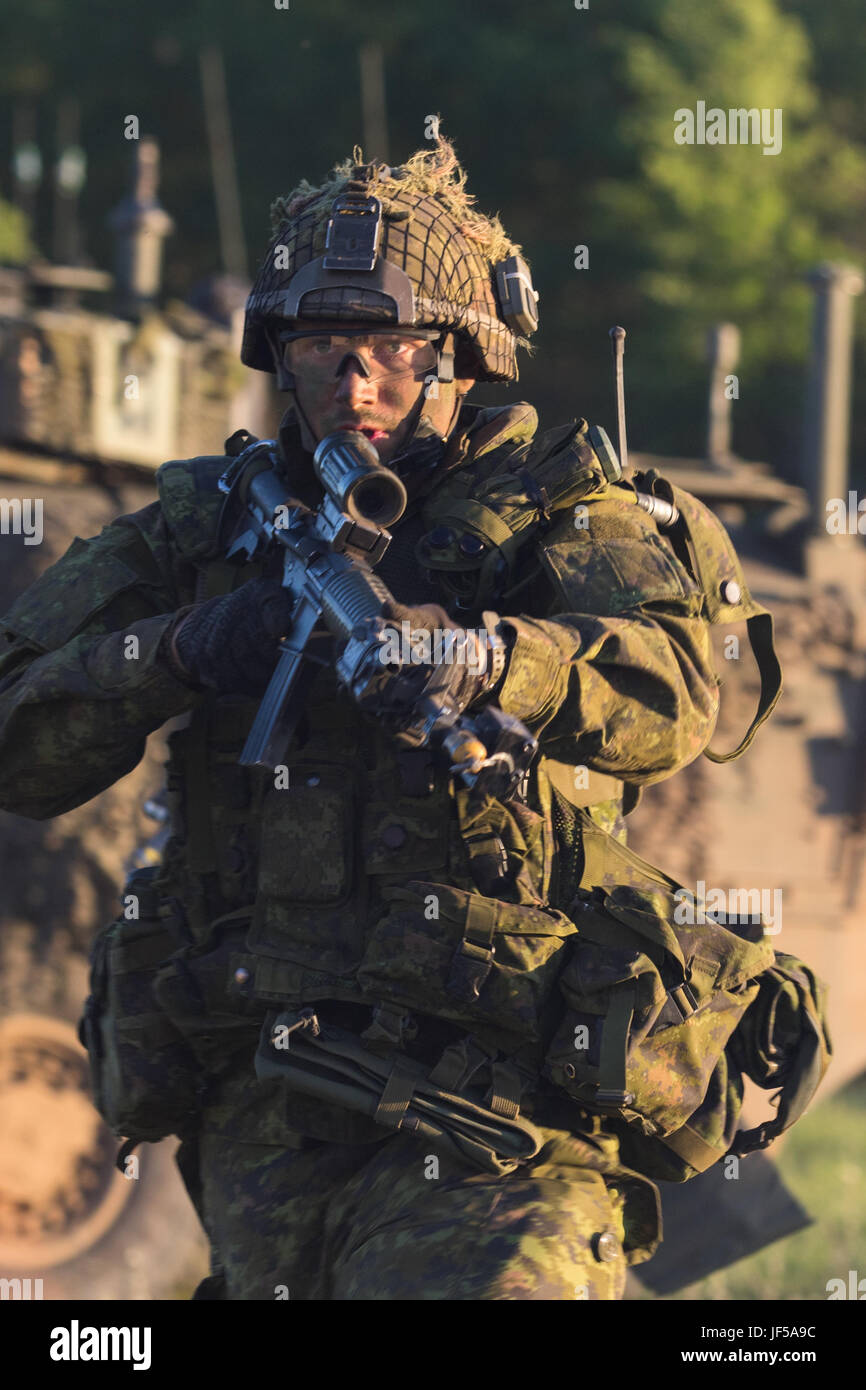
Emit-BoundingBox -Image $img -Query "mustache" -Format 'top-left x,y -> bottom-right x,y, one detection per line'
334,417 -> 400,432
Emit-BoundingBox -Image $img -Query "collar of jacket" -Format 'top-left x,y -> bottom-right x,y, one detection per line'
274,401 -> 540,520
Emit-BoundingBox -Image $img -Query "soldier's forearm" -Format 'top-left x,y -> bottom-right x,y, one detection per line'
494,608 -> 719,783
0,613 -> 201,819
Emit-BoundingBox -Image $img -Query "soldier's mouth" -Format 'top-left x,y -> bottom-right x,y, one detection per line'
359,428 -> 388,442
333,421 -> 390,443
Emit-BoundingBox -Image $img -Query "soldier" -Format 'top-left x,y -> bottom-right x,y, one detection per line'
0,139 -> 746,1300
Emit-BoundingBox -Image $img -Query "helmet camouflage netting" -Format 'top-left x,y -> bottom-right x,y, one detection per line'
241,137 -> 537,383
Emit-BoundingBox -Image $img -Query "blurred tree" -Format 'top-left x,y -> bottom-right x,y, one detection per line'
0,199 -> 31,263
588,0 -> 866,460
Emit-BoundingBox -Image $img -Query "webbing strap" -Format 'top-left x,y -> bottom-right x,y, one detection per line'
447,895 -> 500,1001
428,1036 -> 495,1092
704,612 -> 783,763
658,1121 -> 723,1174
361,1002 -> 414,1049
596,980 -> 636,1106
115,1137 -> 141,1174
464,893 -> 500,951
576,809 -> 680,897
427,1040 -> 471,1091
373,1055 -> 418,1131
487,1061 -> 521,1119
185,710 -> 217,874
185,558 -> 242,874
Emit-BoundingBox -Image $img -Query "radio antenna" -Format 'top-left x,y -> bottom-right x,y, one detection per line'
609,326 -> 628,475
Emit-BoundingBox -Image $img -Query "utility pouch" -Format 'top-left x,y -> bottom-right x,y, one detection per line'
543,813 -> 830,1181
78,866 -> 203,1142
418,417 -> 614,609
151,908 -> 265,1075
453,785 -> 551,904
356,879 -> 577,1051
544,881 -> 771,1179
254,1008 -> 543,1177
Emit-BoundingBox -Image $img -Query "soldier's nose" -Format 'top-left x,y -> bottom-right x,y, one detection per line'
334,362 -> 378,403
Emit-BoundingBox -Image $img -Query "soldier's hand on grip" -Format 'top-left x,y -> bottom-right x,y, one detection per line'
164,576 -> 295,698
350,600 -> 496,748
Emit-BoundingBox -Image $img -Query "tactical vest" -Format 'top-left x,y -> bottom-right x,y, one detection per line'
82,410 -> 829,1182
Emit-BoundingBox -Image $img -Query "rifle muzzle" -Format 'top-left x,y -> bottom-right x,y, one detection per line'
314,430 -> 407,528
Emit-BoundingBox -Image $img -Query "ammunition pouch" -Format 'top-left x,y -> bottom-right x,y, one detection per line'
254,1008 -> 544,1176
356,878 -> 577,1051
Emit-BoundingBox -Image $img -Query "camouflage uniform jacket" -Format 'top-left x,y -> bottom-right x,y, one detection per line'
0,400 -> 720,1145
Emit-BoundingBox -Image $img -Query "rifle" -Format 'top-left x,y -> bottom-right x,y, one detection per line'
216,429 -> 537,800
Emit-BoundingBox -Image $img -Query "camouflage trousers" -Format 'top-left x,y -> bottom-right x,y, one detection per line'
177,1089 -> 660,1301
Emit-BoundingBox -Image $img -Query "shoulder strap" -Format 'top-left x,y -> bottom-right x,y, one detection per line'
183,548 -> 253,876
156,455 -> 231,562
156,428 -> 273,565
704,610 -> 782,763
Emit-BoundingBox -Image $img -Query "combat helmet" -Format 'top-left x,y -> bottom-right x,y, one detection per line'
241,137 -> 539,389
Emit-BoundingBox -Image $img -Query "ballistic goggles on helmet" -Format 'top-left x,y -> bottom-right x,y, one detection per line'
276,326 -> 448,385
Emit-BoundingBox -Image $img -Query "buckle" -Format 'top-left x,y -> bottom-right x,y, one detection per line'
361,1002 -> 418,1050
594,1088 -> 635,1110
447,938 -> 496,1002
588,425 -> 623,483
668,981 -> 700,1020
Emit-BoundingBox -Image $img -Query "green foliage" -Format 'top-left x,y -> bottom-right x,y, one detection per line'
0,198 -> 32,264
588,0 -> 866,455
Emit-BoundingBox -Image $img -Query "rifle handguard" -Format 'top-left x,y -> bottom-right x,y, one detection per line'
222,431 -> 537,792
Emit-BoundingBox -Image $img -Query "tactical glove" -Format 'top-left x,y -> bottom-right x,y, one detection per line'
352,600 -> 509,742
162,576 -> 296,698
